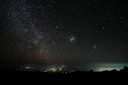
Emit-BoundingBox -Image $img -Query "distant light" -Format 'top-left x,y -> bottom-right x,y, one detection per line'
51,69 -> 56,72
48,68 -> 56,72
59,68 -> 62,71
98,67 -> 113,71
62,65 -> 65,68
44,71 -> 47,72
25,67 -> 30,69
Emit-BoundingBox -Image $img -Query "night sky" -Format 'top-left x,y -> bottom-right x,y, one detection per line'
0,0 -> 128,70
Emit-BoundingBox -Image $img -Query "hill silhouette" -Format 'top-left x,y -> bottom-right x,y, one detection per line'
0,66 -> 128,75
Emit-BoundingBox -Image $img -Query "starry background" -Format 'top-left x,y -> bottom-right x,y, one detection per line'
0,0 -> 128,69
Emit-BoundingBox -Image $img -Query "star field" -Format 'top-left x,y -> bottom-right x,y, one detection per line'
0,0 -> 128,64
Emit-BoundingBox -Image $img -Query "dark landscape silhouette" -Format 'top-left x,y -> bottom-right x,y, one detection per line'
1,66 -> 128,75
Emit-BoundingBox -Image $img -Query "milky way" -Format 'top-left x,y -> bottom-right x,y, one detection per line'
0,0 -> 128,64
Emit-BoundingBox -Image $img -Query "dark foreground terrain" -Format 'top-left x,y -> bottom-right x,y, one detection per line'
1,67 -> 128,82
1,66 -> 128,75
